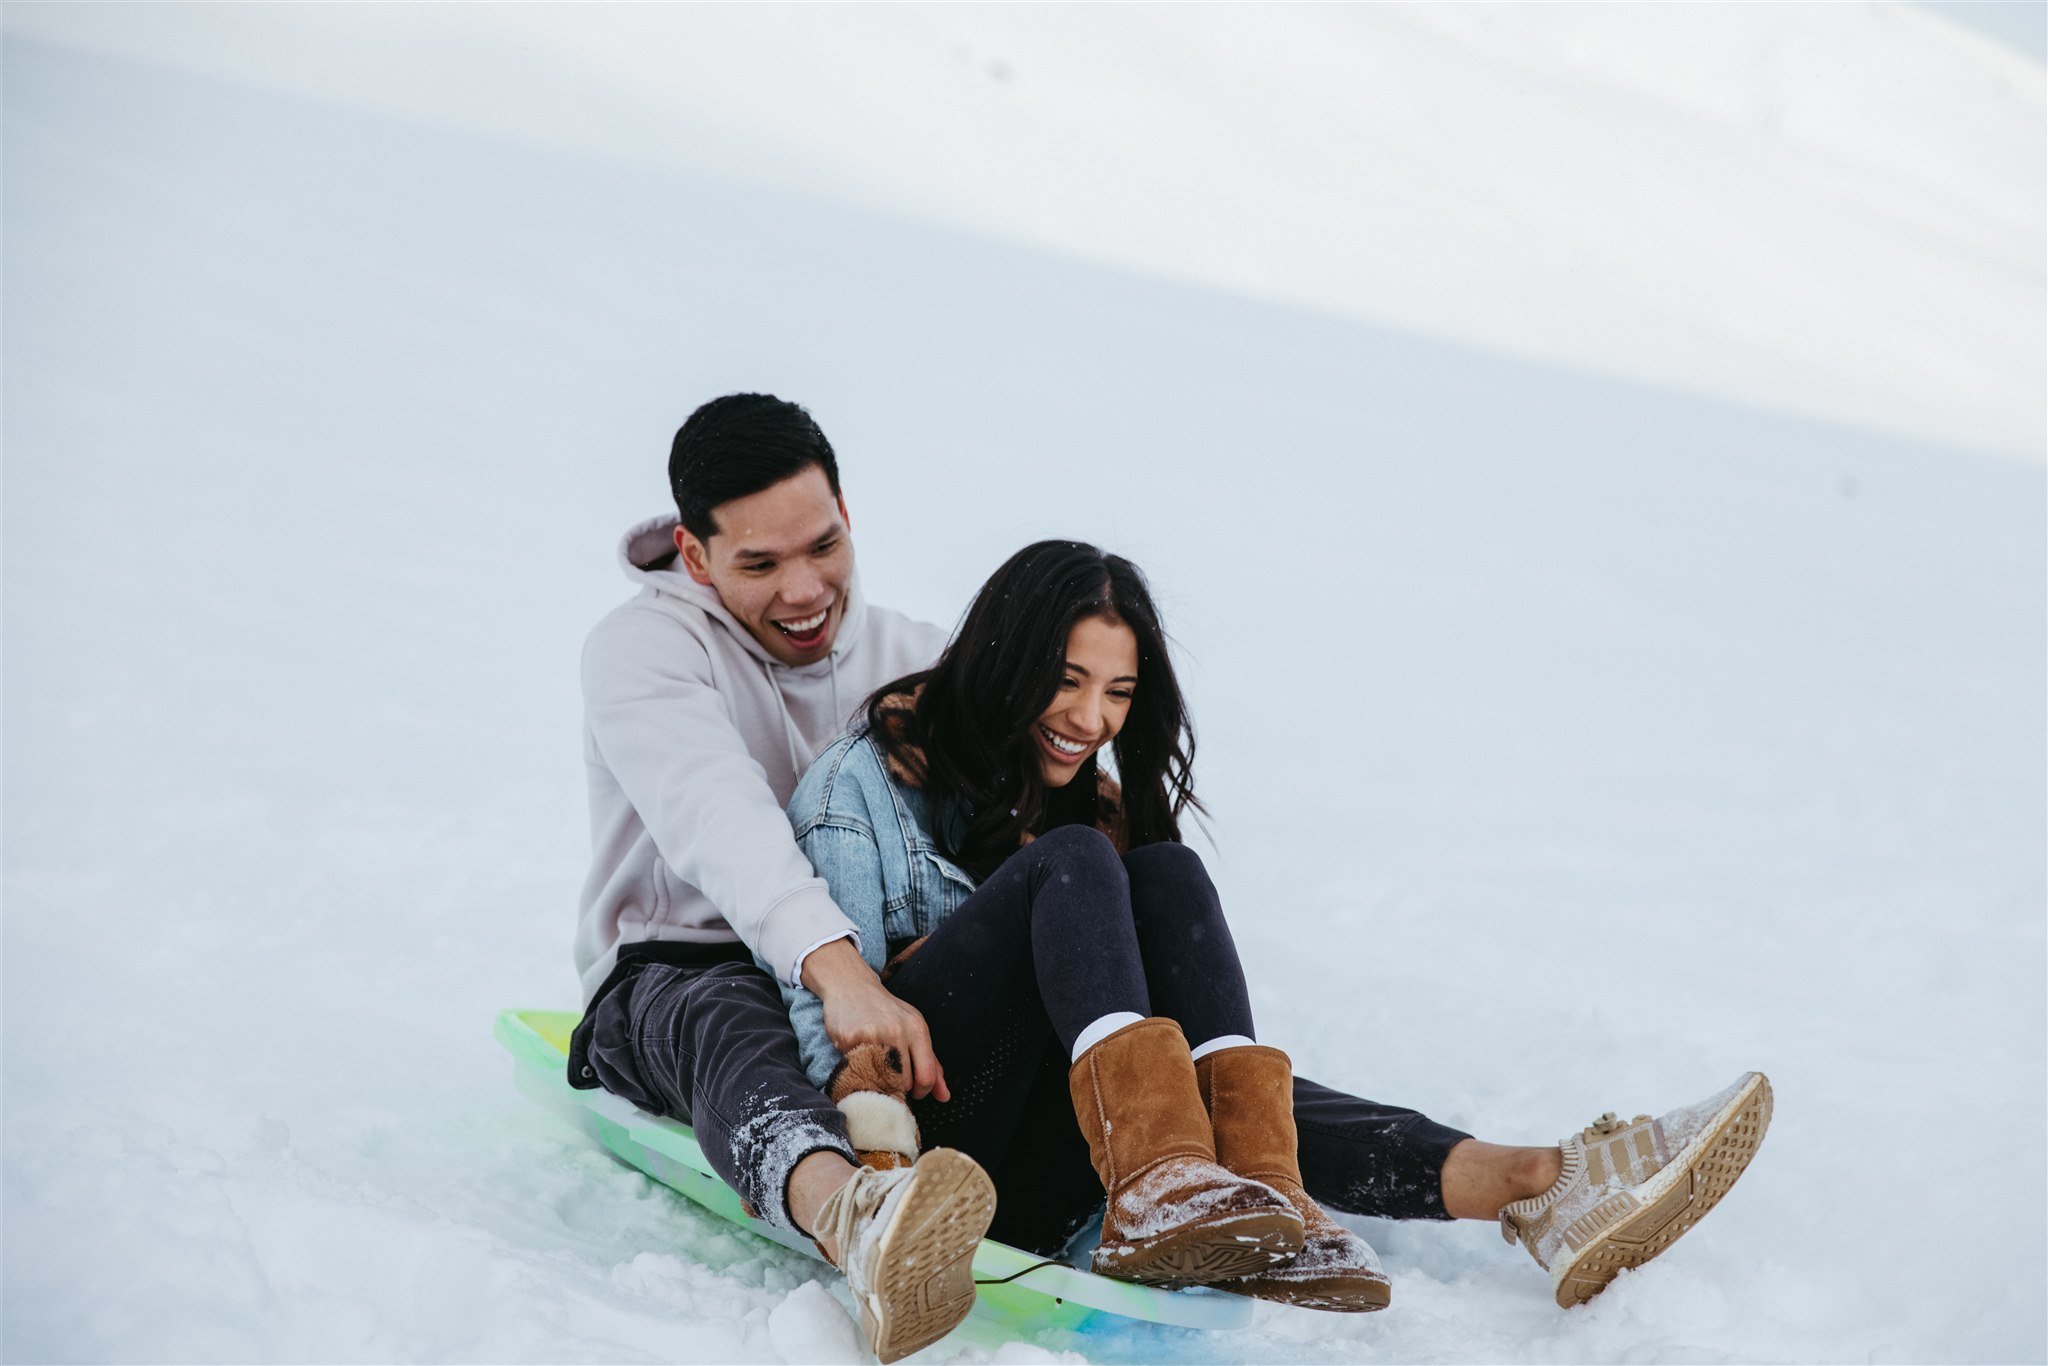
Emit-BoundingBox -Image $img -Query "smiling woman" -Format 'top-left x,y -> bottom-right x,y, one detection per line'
866,540 -> 1201,885
1032,616 -> 1139,785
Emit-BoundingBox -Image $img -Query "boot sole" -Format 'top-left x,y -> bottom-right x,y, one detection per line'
1093,1208 -> 1306,1287
1222,1268 -> 1392,1313
1553,1072 -> 1774,1308
860,1149 -> 997,1364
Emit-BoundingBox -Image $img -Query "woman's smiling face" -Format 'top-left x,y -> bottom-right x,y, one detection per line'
1033,615 -> 1139,787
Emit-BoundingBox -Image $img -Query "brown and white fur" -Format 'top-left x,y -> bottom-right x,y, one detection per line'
828,1042 -> 921,1171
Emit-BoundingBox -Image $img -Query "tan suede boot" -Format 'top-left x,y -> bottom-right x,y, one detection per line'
1197,1045 -> 1392,1312
1069,1017 -> 1304,1285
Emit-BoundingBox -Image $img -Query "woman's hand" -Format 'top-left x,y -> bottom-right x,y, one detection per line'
800,938 -> 951,1102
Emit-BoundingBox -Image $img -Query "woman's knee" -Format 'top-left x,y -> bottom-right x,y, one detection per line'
1123,840 -> 1210,890
1027,824 -> 1126,883
1124,841 -> 1230,944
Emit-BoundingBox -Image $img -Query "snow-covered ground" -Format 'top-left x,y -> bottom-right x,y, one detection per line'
3,7 -> 2043,1363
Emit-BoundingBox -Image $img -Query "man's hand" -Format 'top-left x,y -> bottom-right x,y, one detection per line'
800,938 -> 951,1102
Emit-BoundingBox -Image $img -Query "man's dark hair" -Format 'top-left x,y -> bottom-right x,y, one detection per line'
669,393 -> 842,541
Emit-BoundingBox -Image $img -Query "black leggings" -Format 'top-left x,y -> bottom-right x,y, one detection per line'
887,826 -> 1468,1253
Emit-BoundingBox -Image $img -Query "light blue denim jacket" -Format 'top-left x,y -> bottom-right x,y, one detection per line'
769,723 -> 981,1089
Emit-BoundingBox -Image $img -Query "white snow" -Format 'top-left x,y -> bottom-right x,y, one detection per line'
3,3 -> 2042,462
767,1281 -> 867,1366
3,6 -> 2043,1365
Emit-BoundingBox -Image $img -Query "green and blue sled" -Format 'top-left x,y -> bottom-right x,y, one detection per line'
495,1008 -> 1252,1335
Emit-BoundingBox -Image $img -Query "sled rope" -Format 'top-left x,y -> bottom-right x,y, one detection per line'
974,1259 -> 1065,1285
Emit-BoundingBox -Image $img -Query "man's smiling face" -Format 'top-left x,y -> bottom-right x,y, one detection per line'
675,465 -> 854,666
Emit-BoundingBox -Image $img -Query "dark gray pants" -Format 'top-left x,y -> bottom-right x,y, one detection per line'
570,939 -> 1470,1246
571,943 -> 851,1234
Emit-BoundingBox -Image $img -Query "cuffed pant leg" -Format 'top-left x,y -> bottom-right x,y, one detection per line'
1293,1076 -> 1472,1222
588,960 -> 856,1234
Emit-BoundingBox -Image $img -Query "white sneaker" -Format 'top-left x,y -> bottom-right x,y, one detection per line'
1501,1072 -> 1773,1307
813,1148 -> 996,1363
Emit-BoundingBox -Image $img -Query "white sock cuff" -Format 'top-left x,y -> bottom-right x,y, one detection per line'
1189,1034 -> 1258,1062
1070,1012 -> 1147,1062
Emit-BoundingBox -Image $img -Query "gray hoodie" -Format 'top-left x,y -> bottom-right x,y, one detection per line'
573,515 -> 947,1004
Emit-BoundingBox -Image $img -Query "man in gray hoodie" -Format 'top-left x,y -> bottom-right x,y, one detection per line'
567,393 -> 988,1360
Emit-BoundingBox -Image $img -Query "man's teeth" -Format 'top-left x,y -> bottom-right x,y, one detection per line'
776,610 -> 828,635
1039,725 -> 1088,756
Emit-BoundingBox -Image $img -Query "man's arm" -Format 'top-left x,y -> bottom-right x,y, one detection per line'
790,925 -> 950,1105
581,608 -> 854,986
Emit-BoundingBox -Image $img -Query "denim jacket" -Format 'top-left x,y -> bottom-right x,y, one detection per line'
771,723 -> 981,1089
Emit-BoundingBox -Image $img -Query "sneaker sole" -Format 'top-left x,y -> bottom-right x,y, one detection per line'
861,1149 -> 997,1364
1553,1072 -> 1774,1308
1093,1208 -> 1307,1287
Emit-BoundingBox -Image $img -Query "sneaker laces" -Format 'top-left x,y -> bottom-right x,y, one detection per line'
1581,1111 -> 1650,1140
813,1163 -> 910,1271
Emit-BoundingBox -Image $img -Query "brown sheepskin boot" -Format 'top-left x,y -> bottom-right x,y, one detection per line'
1197,1045 -> 1393,1312
1068,1017 -> 1305,1285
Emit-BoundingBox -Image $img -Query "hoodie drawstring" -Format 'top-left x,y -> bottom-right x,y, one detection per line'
760,657 -> 807,779
761,648 -> 845,782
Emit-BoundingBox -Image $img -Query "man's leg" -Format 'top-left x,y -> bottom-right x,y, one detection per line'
785,1153 -> 862,1258
579,958 -> 862,1247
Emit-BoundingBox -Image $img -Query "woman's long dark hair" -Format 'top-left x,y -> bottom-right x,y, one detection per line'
867,540 -> 1202,881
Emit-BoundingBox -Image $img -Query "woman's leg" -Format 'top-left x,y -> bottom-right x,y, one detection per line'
1120,842 -> 1396,1308
883,826 -> 1147,1204
1120,841 -> 1256,1051
886,826 -> 1288,1263
890,824 -> 1154,1063
979,1042 -> 1103,1253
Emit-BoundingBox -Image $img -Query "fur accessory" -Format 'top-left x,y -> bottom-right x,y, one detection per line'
828,1042 -> 921,1171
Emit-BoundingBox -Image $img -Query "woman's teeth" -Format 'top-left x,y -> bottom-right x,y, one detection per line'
1039,725 -> 1088,757
775,609 -> 829,635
